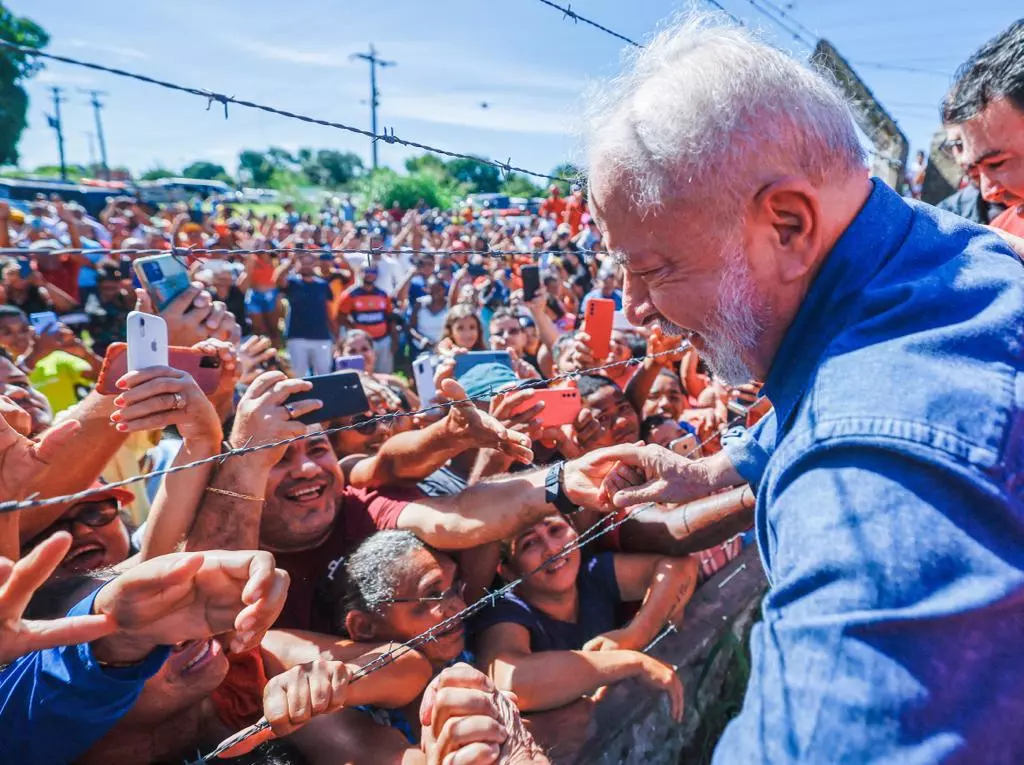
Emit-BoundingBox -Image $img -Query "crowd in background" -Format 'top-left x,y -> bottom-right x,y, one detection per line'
0,13 -> 1022,765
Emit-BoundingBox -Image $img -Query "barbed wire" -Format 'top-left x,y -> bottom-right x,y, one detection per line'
0,40 -> 570,185
531,0 -> 642,47
0,346 -> 689,513
202,417 -> 737,761
0,246 -> 602,260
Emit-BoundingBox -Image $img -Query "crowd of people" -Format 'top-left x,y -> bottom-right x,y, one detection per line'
0,11 -> 1022,765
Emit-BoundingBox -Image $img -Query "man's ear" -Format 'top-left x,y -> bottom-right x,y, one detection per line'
345,610 -> 379,642
752,178 -> 821,283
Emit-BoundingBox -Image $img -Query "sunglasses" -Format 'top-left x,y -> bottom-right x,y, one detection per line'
342,412 -> 381,435
24,500 -> 120,550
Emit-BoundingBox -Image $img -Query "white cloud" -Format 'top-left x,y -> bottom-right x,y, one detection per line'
225,37 -> 351,68
35,70 -> 96,86
67,39 -> 150,61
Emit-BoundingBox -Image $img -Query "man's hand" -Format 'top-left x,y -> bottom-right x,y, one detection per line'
237,335 -> 276,386
421,663 -> 550,765
560,440 -> 649,510
635,654 -> 684,723
646,327 -> 688,367
0,532 -> 116,664
91,549 -> 290,664
0,407 -> 80,501
489,388 -> 545,442
228,372 -> 321,467
193,338 -> 241,416
263,658 -> 350,737
585,443 -> 718,509
440,379 -> 533,464
134,283 -> 240,346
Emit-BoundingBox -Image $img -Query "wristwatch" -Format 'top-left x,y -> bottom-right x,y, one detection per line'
545,461 -> 581,515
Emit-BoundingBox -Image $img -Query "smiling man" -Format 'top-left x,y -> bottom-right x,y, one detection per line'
942,20 -> 1024,238
582,11 -> 1024,764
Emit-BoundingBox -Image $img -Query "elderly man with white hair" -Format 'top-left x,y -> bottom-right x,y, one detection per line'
586,12 -> 1024,764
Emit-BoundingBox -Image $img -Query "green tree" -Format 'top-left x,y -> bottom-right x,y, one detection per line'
550,162 -> 584,195
405,154 -> 447,176
446,156 -> 502,194
359,168 -> 453,211
238,149 -> 274,186
139,166 -> 176,181
316,149 -> 363,187
501,173 -> 543,199
182,160 -> 232,183
0,4 -> 49,166
32,163 -> 84,180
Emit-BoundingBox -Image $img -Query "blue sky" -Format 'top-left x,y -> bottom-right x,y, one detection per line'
11,0 -> 1021,181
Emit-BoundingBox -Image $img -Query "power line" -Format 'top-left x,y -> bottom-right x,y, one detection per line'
531,0 -> 642,48
850,60 -> 952,77
0,40 -> 570,185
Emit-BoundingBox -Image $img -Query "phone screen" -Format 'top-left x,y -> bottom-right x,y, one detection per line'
134,255 -> 191,311
521,265 -> 540,302
29,311 -> 59,335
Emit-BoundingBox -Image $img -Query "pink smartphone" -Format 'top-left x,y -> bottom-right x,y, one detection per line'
514,388 -> 582,428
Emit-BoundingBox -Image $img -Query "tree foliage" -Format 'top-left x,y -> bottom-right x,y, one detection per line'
446,157 -> 502,194
182,160 -> 232,183
359,168 -> 455,211
0,3 -> 49,166
139,166 -> 177,181
501,173 -> 543,199
550,162 -> 584,195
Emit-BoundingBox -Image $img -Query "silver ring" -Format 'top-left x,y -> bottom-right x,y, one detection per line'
172,392 -> 185,410
284,402 -> 296,419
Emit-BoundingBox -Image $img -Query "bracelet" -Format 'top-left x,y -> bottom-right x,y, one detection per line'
205,486 -> 264,502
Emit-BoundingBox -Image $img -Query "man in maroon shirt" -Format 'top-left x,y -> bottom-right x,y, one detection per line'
184,371 -> 631,633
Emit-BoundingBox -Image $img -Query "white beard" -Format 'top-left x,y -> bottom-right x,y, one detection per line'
698,247 -> 763,386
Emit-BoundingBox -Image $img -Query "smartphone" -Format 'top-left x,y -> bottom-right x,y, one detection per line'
582,298 -> 616,360
334,354 -> 366,372
17,258 -> 32,280
453,350 -> 514,379
97,343 -> 224,395
412,354 -> 438,404
286,370 -> 370,426
521,265 -> 540,301
126,312 -> 169,372
28,311 -> 59,335
517,388 -> 581,428
133,254 -> 191,311
670,433 -> 701,458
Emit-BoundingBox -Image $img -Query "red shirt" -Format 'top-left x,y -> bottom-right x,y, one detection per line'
37,255 -> 81,302
540,196 -> 567,221
271,485 -> 419,632
339,285 -> 392,340
991,206 -> 1024,238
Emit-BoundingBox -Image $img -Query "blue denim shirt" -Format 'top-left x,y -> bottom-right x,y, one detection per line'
714,180 -> 1024,764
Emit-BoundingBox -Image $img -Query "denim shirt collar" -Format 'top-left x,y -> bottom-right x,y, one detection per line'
761,179 -> 915,435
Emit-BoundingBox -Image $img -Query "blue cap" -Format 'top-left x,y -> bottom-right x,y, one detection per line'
457,362 -> 519,401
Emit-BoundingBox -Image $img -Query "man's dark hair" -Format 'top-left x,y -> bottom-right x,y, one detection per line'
942,20 -> 1024,124
0,305 -> 27,322
576,373 -> 621,399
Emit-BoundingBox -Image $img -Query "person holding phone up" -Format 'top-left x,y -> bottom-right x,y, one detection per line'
274,250 -> 338,377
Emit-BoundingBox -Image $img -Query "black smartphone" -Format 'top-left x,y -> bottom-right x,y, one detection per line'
287,371 -> 370,426
521,264 -> 540,301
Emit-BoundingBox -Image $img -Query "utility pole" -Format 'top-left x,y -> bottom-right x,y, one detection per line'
85,131 -> 97,171
80,89 -> 110,179
351,45 -> 395,170
46,87 -> 67,181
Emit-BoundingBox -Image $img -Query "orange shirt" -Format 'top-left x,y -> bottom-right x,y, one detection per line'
564,196 -> 586,235
249,256 -> 276,290
991,206 -> 1024,238
540,196 -> 567,220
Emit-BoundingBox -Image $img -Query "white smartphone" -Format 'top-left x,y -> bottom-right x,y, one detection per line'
412,354 -> 439,405
126,311 -> 169,372
670,432 -> 701,458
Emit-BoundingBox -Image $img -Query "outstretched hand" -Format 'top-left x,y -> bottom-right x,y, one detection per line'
0,402 -> 81,502
440,379 -> 533,465
584,443 -> 717,509
0,532 -> 116,664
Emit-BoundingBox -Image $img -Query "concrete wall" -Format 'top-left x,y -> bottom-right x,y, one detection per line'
526,547 -> 768,764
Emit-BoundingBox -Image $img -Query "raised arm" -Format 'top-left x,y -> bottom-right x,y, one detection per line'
347,379 -> 532,489
476,622 -> 682,719
184,372 -> 319,552
583,553 -> 698,652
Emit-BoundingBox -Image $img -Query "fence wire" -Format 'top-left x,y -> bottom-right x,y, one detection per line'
0,246 -> 601,260
0,346 -> 692,513
0,40 -> 570,185
202,415 -> 736,761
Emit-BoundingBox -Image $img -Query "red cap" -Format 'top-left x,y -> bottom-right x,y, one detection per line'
75,480 -> 135,507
